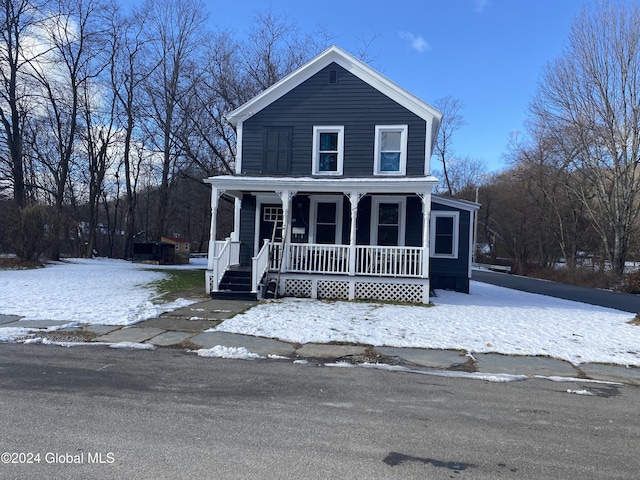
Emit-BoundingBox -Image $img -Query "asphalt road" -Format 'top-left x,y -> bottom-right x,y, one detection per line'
472,269 -> 640,313
1,344 -> 639,480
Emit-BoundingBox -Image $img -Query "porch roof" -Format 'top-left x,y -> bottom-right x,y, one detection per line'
203,174 -> 439,199
432,194 -> 481,212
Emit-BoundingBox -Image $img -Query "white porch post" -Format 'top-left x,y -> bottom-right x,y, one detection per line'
418,192 -> 431,303
207,188 -> 220,272
346,191 -> 364,276
276,190 -> 296,273
232,197 -> 241,241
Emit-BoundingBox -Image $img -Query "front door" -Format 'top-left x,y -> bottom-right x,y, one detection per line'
259,204 -> 284,244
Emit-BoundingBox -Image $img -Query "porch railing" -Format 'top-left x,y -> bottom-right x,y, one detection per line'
251,240 -> 271,293
268,243 -> 423,277
213,240 -> 227,257
355,245 -> 423,277
287,244 -> 350,274
209,238 -> 241,292
210,238 -> 231,291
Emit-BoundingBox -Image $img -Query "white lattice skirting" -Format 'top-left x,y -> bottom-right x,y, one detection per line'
282,276 -> 427,303
318,280 -> 349,300
355,282 -> 423,303
284,279 -> 313,297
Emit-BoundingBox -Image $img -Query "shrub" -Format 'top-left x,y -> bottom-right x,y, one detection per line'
618,270 -> 640,294
0,202 -> 48,262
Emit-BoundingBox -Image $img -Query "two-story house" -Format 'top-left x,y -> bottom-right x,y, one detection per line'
205,46 -> 479,304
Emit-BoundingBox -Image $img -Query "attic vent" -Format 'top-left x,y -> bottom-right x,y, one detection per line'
329,69 -> 337,84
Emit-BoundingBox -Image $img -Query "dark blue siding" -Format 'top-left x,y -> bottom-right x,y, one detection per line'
430,203 -> 472,293
405,197 -> 423,247
239,195 -> 256,266
241,63 -> 427,176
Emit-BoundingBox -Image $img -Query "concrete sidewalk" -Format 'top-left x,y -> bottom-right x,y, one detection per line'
1,296 -> 639,387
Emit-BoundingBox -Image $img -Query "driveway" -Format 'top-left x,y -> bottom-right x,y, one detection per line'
472,270 -> 639,313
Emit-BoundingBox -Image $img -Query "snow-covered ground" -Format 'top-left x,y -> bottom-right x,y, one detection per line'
0,258 -> 638,367
0,257 -> 199,326
210,285 -> 639,367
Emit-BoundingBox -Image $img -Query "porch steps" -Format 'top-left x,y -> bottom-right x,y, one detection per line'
210,267 -> 257,301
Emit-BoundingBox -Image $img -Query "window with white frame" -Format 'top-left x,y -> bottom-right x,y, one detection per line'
310,196 -> 343,244
373,125 -> 407,175
312,126 -> 344,175
430,211 -> 460,258
371,196 -> 406,246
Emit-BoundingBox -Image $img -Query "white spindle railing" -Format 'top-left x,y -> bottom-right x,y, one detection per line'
356,245 -> 423,277
268,243 -> 422,278
229,240 -> 241,266
269,243 -> 283,270
213,240 -> 227,257
251,240 -> 271,293
210,238 -> 231,291
287,244 -> 350,274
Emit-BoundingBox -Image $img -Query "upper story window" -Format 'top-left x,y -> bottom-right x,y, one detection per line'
430,211 -> 460,258
374,125 -> 408,175
312,126 -> 344,175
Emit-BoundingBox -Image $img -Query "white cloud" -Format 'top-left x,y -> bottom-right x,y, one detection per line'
398,31 -> 431,53
474,0 -> 489,13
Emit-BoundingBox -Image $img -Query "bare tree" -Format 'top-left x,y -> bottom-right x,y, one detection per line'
175,11 -> 329,182
530,0 -> 640,276
433,96 -> 467,196
23,0 -> 114,258
0,0 -> 48,206
109,8 -> 149,258
243,9 -> 329,92
139,0 -> 209,239
507,123 -> 599,271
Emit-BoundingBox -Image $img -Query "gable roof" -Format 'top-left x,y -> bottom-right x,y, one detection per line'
226,45 -> 442,139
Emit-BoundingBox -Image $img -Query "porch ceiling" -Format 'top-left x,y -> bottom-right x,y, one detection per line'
204,175 -> 439,198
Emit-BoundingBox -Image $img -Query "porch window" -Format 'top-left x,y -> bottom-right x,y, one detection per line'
374,125 -> 407,175
371,196 -> 406,246
310,196 -> 343,244
430,211 -> 460,258
312,126 -> 344,175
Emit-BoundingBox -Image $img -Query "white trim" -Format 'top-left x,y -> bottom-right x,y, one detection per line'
370,196 -> 406,246
235,121 -> 243,174
205,175 -> 439,197
424,118 -> 432,175
430,211 -> 460,259
373,125 -> 408,176
312,126 -> 344,175
468,209 -> 475,279
309,195 -> 344,244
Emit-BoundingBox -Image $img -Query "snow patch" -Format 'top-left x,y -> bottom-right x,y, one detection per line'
109,342 -> 156,350
194,345 -> 263,360
567,389 -> 595,396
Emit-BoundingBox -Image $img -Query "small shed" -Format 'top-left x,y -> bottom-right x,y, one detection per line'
160,236 -> 191,264
132,241 -> 176,265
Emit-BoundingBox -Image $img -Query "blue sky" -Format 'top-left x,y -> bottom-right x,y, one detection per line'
208,0 -> 602,172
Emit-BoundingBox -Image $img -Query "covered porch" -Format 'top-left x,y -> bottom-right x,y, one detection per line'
205,175 -> 438,304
